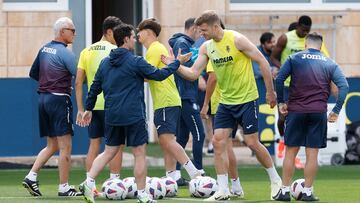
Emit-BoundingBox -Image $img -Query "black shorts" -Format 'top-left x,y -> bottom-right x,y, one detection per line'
88,110 -> 105,139
38,93 -> 73,137
214,100 -> 258,135
285,112 -> 327,148
105,119 -> 148,147
154,106 -> 180,135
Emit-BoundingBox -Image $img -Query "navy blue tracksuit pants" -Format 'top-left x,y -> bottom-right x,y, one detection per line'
176,99 -> 205,170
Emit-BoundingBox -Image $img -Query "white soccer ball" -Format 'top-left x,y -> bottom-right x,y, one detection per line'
161,177 -> 178,197
190,176 -> 218,198
101,178 -> 114,192
290,179 -> 305,200
123,177 -> 138,199
104,178 -> 128,200
145,177 -> 166,199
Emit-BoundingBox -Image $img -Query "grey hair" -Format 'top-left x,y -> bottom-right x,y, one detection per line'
53,17 -> 74,37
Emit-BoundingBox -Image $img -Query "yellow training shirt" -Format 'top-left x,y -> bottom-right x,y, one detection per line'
206,62 -> 221,114
206,30 -> 258,105
145,41 -> 181,110
78,40 -> 116,110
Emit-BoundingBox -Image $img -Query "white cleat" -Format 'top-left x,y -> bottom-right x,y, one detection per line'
229,189 -> 245,198
204,190 -> 230,201
79,182 -> 95,203
270,180 -> 282,200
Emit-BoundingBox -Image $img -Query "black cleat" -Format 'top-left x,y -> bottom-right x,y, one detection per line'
300,193 -> 319,201
22,178 -> 42,196
176,177 -> 189,186
272,188 -> 290,201
58,186 -> 83,196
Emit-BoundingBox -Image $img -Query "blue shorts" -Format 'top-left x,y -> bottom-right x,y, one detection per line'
154,106 -> 180,135
285,112 -> 327,148
104,119 -> 148,147
88,110 -> 105,139
214,100 -> 258,135
38,93 -> 73,137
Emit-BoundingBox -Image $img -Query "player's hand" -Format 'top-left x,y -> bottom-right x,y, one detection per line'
200,104 -> 209,119
81,111 -> 93,127
266,91 -> 277,108
328,111 -> 338,123
278,103 -> 288,116
161,48 -> 175,65
76,110 -> 84,127
176,48 -> 192,64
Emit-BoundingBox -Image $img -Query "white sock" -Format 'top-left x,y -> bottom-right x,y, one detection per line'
231,177 -> 242,192
303,186 -> 313,196
86,176 -> 96,190
183,161 -> 199,179
208,143 -> 213,150
137,189 -> 147,199
217,174 -> 229,193
281,185 -> 290,194
58,182 -> 70,193
86,172 -> 90,178
110,173 -> 120,179
166,170 -> 177,181
173,170 -> 181,181
26,171 -> 37,182
265,166 -> 281,183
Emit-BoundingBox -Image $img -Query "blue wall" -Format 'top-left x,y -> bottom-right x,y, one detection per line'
0,78 -> 359,157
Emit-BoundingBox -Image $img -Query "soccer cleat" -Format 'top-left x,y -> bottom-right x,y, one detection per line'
22,178 -> 42,196
176,177 -> 189,186
58,185 -> 83,196
204,190 -> 230,201
137,195 -> 157,203
300,193 -> 319,201
79,182 -> 95,203
270,180 -> 282,200
230,189 -> 245,198
272,188 -> 290,201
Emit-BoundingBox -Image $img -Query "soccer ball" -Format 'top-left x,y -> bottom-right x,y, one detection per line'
189,176 -> 218,198
161,177 -> 178,197
123,177 -> 138,198
290,179 -> 305,200
145,177 -> 166,199
103,178 -> 128,200
101,178 -> 115,192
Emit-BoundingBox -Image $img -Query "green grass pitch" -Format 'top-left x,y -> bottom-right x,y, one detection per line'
0,165 -> 359,203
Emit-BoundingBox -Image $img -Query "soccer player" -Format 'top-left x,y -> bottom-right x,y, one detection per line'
162,10 -> 282,201
137,18 -> 202,185
75,16 -> 123,185
273,32 -> 348,201
168,17 -> 206,185
252,32 -> 276,79
23,17 -> 82,197
270,15 -> 330,138
200,62 -> 244,198
78,24 -> 191,203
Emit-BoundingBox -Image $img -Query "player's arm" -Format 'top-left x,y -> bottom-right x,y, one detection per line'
64,52 -> 77,76
200,71 -> 216,119
29,51 -> 41,81
275,57 -> 292,115
329,65 -> 349,122
75,68 -> 86,126
234,33 -> 276,108
176,44 -> 208,81
270,34 -> 287,69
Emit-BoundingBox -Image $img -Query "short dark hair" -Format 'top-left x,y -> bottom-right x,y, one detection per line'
185,18 -> 196,30
102,16 -> 122,35
298,15 -> 312,27
305,32 -> 323,43
288,22 -> 297,31
113,24 -> 134,47
137,18 -> 161,37
195,10 -> 220,26
260,32 -> 274,45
